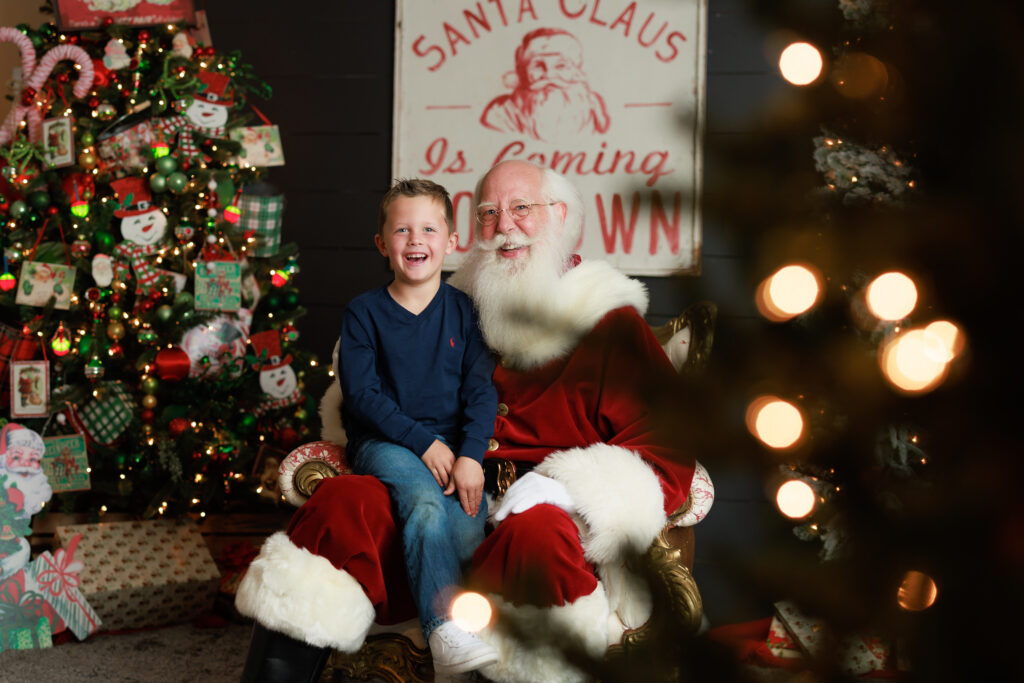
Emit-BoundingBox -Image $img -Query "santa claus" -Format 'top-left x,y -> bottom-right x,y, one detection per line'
0,423 -> 52,518
236,160 -> 696,682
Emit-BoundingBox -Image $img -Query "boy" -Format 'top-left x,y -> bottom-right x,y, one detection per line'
337,179 -> 498,675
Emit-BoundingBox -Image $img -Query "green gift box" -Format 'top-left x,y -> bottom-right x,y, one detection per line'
0,616 -> 53,651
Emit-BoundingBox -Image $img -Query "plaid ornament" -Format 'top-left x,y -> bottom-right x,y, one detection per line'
66,382 -> 135,447
237,191 -> 284,257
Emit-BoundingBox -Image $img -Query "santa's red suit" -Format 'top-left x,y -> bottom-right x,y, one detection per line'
236,259 -> 695,682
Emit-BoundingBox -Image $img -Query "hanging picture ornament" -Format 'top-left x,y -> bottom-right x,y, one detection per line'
50,322 -> 71,356
174,223 -> 195,242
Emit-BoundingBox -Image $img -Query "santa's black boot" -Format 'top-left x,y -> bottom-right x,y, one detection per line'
240,622 -> 330,683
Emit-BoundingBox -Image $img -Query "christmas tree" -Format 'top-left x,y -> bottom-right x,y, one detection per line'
0,8 -> 324,519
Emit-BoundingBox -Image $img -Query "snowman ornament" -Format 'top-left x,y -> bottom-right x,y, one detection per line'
154,69 -> 232,163
250,329 -> 302,416
93,176 -> 168,309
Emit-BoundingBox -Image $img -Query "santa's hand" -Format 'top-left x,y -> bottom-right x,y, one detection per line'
492,472 -> 576,524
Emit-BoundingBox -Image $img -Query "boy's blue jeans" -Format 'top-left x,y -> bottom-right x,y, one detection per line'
347,436 -> 488,640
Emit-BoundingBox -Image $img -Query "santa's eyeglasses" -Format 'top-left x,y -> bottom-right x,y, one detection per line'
476,202 -> 557,226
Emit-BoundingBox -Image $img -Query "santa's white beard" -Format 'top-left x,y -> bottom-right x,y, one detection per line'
0,468 -> 52,516
453,226 -> 571,363
519,81 -> 596,141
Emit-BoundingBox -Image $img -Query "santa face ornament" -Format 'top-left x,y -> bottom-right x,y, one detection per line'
120,208 -> 168,246
260,365 -> 297,399
185,98 -> 228,130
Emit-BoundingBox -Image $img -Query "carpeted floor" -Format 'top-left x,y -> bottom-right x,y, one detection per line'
0,620 -> 253,683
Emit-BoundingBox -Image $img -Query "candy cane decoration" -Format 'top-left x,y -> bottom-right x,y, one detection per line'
0,26 -> 37,146
0,42 -> 94,145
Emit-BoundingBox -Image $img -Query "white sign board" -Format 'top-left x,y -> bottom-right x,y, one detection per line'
393,0 -> 707,275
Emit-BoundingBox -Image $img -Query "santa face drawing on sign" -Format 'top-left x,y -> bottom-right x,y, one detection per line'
481,27 -> 610,142
112,176 -> 167,246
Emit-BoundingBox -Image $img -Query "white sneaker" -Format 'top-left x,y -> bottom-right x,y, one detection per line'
429,622 -> 499,674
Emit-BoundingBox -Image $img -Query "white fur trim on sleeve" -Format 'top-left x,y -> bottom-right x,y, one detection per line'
234,532 -> 375,652
477,585 -> 609,683
534,443 -> 666,565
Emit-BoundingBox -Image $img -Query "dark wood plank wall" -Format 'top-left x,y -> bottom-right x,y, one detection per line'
205,0 -> 791,626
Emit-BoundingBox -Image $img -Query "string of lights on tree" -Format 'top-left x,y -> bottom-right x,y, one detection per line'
0,11 -> 325,519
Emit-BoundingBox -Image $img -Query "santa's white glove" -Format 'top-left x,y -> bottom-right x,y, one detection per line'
492,472 -> 576,524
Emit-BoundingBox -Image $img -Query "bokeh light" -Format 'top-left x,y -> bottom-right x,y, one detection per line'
924,320 -> 964,362
779,42 -> 824,85
880,328 -> 949,393
451,591 -> 493,633
866,271 -> 918,321
776,480 -> 816,519
756,264 -> 822,322
897,570 -> 938,611
831,52 -> 889,99
747,396 -> 804,449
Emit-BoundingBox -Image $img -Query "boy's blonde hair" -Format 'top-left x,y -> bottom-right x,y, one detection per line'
377,178 -> 454,234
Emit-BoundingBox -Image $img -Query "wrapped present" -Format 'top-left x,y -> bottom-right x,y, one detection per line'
54,519 -> 220,631
0,577 -> 54,651
64,381 -> 135,447
23,534 -> 101,639
1,615 -> 52,651
235,183 -> 284,257
772,600 -> 894,676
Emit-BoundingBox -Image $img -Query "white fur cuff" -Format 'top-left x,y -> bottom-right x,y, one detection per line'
535,444 -> 667,565
235,532 -> 375,651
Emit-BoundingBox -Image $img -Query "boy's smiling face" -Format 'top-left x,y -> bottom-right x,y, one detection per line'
374,195 -> 456,288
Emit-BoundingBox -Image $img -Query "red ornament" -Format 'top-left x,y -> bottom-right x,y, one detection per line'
154,346 -> 190,382
276,427 -> 300,450
20,86 -> 37,106
140,409 -> 155,424
168,417 -> 189,437
138,30 -> 150,41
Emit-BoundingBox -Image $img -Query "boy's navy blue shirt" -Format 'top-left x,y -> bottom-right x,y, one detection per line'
338,281 -> 497,462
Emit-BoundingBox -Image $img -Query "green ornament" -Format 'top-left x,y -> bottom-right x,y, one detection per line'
137,329 -> 157,343
266,292 -> 282,310
29,33 -> 42,49
180,309 -> 194,323
115,453 -> 127,467
78,333 -> 94,355
156,304 -> 174,321
80,131 -> 95,146
149,173 -> 167,193
9,200 -> 28,218
25,211 -> 41,228
108,305 -> 123,319
141,376 -> 160,393
94,230 -> 115,251
29,190 -> 50,210
238,414 -> 256,431
173,291 -> 193,306
156,156 -> 177,176
138,58 -> 151,72
166,172 -> 188,193
283,291 -> 300,309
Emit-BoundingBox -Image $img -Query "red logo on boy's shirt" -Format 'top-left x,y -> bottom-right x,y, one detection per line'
449,337 -> 454,348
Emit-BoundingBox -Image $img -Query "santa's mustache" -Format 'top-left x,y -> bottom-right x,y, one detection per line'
476,232 -> 539,252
